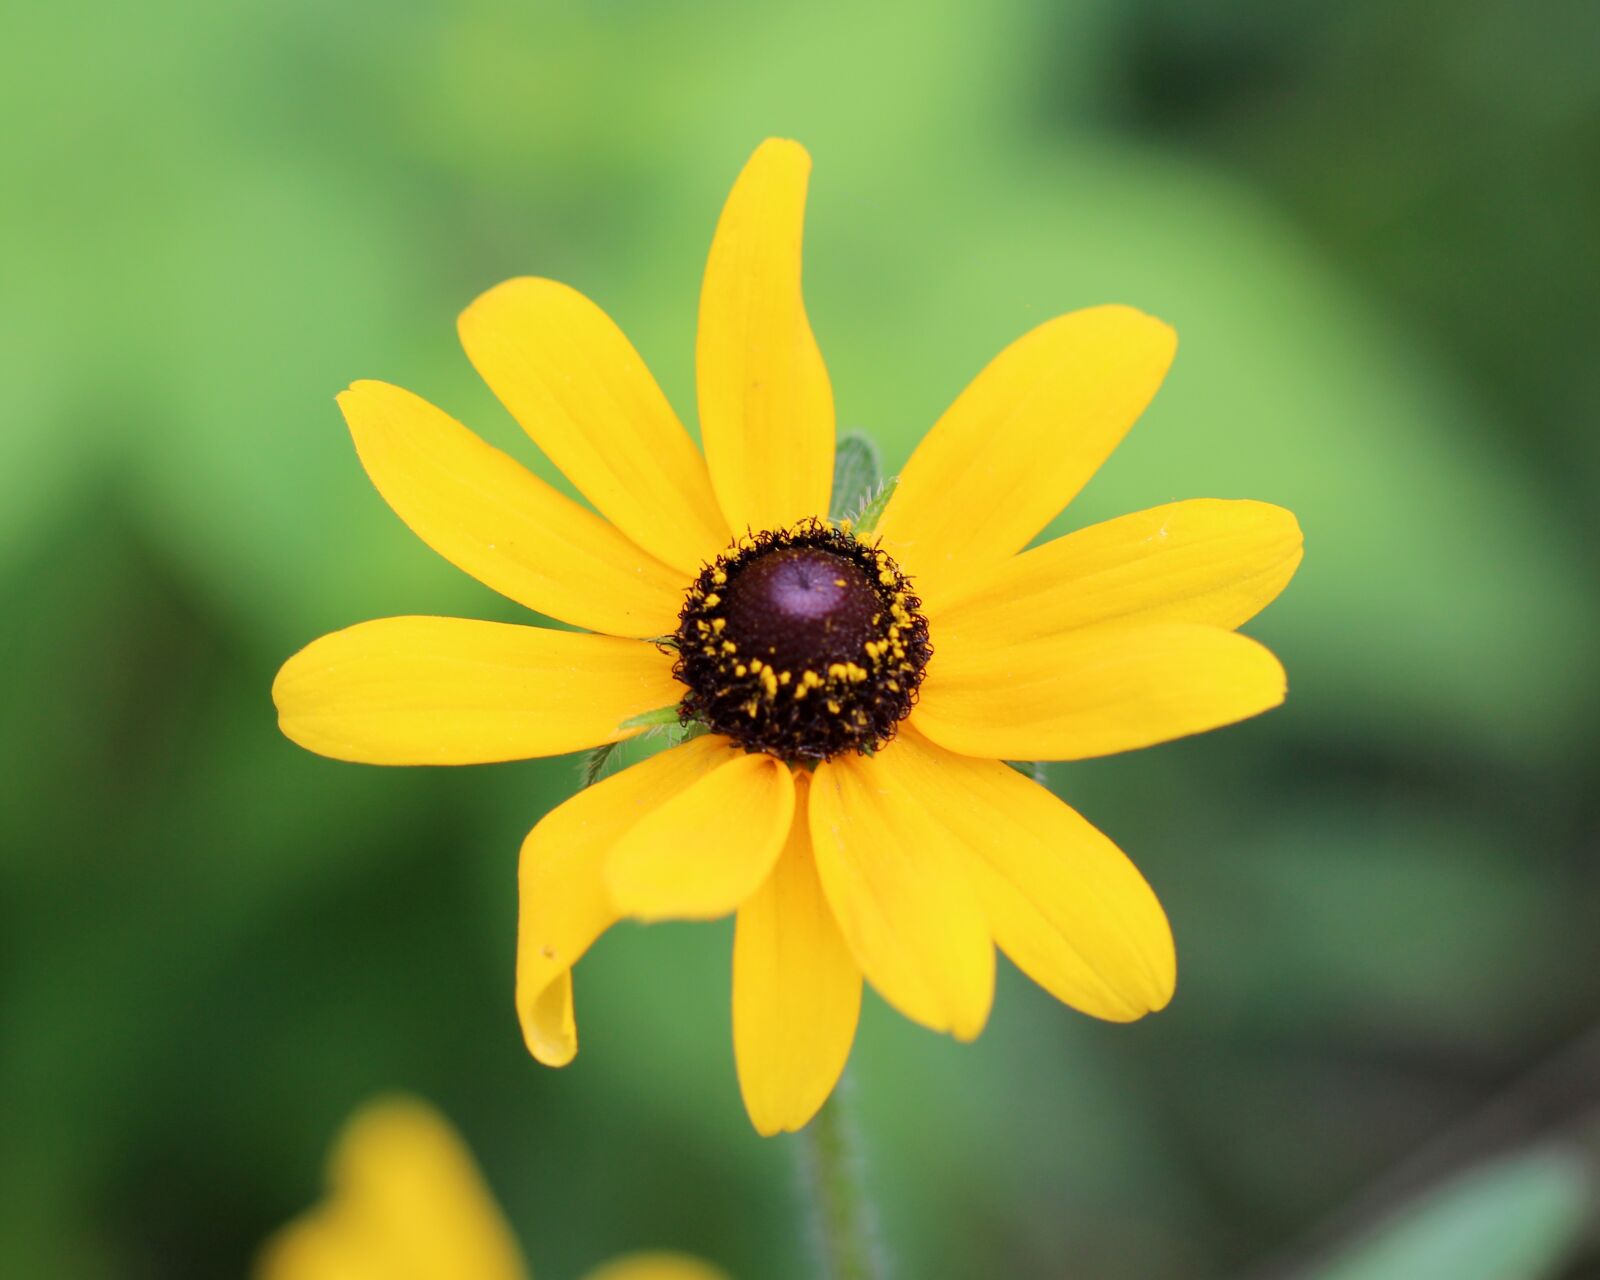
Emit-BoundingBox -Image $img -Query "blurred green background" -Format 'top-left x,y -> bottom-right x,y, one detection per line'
5,0 -> 1600,1276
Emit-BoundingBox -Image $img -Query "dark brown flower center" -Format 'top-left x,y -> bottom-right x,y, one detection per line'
723,547 -> 879,675
671,521 -> 931,763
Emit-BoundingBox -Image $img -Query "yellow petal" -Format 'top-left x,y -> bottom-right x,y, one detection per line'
256,1096 -> 526,1280
458,278 -> 731,576
891,730 -> 1173,1020
518,735 -> 733,1066
273,617 -> 682,765
696,138 -> 834,533
733,771 -> 862,1136
875,307 -> 1177,609
524,969 -> 576,1071
606,750 -> 795,922
914,622 -> 1287,761
932,499 -> 1303,644
581,1254 -> 730,1280
338,379 -> 684,638
809,749 -> 994,1039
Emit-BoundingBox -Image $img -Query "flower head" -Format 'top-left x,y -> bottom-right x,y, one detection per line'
273,139 -> 1302,1135
257,1095 -> 726,1280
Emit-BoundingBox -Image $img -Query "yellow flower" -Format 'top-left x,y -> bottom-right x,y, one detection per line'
273,139 -> 1302,1136
257,1095 -> 726,1280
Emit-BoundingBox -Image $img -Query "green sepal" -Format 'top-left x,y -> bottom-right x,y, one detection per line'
580,740 -> 623,788
847,478 -> 897,535
1006,760 -> 1048,784
582,711 -> 706,789
618,706 -> 683,731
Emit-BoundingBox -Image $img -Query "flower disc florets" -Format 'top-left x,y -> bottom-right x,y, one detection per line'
673,519 -> 931,763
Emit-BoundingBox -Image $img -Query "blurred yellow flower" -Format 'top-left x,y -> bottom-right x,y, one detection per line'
257,1095 -> 726,1280
274,138 -> 1301,1136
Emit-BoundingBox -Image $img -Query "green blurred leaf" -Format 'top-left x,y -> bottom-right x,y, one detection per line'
1300,1146 -> 1596,1280
830,432 -> 882,522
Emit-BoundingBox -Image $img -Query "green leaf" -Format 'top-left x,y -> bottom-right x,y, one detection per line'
1299,1145 -> 1596,1280
830,432 -> 881,522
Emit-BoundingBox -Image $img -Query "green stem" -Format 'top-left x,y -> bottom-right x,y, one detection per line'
796,1076 -> 887,1280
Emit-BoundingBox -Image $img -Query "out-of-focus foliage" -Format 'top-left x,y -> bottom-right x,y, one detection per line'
1304,1145 -> 1595,1280
3,1 -> 1597,1278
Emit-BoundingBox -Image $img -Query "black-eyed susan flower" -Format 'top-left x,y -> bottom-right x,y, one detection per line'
258,1095 -> 725,1280
273,139 -> 1302,1137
